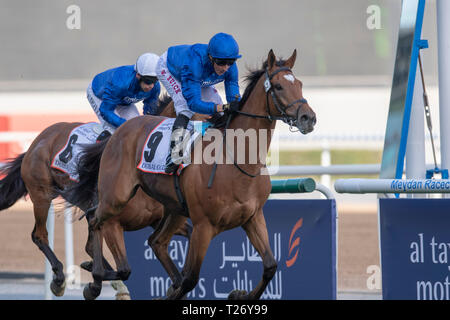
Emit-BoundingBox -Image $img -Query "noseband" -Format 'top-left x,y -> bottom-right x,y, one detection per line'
236,66 -> 308,130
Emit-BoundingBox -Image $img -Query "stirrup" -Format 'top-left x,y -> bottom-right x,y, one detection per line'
96,130 -> 111,143
165,154 -> 178,174
165,160 -> 178,174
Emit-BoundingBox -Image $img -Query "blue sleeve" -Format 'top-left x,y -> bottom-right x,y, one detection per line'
180,63 -> 216,115
99,80 -> 126,128
225,64 -> 241,103
143,82 -> 161,115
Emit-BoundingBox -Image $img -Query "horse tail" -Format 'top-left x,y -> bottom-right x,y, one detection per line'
0,153 -> 28,210
64,137 -> 110,210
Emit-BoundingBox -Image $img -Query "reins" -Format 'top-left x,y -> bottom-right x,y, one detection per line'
235,66 -> 308,128
207,66 -> 307,187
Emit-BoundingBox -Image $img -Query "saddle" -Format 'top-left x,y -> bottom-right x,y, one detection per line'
51,123 -> 104,181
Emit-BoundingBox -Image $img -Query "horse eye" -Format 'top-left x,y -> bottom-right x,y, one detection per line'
274,84 -> 283,90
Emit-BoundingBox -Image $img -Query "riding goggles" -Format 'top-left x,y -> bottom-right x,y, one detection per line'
212,57 -> 236,66
140,76 -> 158,85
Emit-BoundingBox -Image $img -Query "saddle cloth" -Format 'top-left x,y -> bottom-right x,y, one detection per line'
137,119 -> 208,175
51,122 -> 104,181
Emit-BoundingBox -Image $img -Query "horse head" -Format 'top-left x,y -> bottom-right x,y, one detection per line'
265,49 -> 316,134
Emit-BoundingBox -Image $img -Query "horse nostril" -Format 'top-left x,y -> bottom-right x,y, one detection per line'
312,115 -> 317,125
300,115 -> 309,123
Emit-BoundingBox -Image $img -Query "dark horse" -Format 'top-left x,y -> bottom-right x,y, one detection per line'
76,49 -> 316,300
0,97 -> 196,299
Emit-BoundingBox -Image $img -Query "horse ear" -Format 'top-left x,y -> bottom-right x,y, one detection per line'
267,49 -> 276,70
285,49 -> 297,69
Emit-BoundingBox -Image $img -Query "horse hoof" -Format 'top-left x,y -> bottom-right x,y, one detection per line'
50,280 -> 66,297
80,261 -> 93,272
83,283 -> 100,300
164,285 -> 187,300
115,293 -> 131,300
228,290 -> 248,300
111,280 -> 120,291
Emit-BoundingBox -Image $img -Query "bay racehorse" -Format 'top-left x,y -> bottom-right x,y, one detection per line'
0,97 -> 193,299
78,49 -> 316,300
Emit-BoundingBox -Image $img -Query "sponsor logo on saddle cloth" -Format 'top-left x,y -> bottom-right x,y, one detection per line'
137,119 -> 209,175
51,122 -> 104,182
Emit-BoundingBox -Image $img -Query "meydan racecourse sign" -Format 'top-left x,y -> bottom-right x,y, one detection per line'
124,199 -> 336,300
335,179 -> 450,194
390,179 -> 450,192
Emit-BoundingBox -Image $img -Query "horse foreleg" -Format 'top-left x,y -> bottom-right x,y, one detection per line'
30,198 -> 66,297
230,210 -> 277,300
103,220 -> 131,300
166,222 -> 214,300
83,217 -> 105,300
84,175 -> 138,299
148,210 -> 188,297
83,215 -> 130,300
82,210 -> 119,276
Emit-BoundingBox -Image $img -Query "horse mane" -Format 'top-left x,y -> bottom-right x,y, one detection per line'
206,58 -> 288,129
238,58 -> 287,109
154,94 -> 173,116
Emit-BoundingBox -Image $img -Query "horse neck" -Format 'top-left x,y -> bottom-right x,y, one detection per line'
229,77 -> 277,147
159,102 -> 176,118
218,77 -> 277,173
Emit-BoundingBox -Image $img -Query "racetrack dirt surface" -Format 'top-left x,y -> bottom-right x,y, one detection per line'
0,200 -> 380,292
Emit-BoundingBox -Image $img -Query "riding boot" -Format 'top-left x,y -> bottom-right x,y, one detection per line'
165,114 -> 190,174
96,130 -> 112,143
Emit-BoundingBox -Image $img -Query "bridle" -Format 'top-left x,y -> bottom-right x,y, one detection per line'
235,66 -> 308,132
207,66 -> 309,185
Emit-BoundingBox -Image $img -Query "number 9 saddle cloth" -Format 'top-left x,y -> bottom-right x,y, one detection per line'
137,118 -> 208,175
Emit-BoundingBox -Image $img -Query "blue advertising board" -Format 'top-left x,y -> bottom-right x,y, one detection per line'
124,199 -> 336,300
379,199 -> 450,300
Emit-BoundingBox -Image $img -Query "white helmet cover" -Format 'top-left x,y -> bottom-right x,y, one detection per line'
134,53 -> 159,77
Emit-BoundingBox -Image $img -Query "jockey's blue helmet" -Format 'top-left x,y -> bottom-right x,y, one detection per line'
207,33 -> 242,59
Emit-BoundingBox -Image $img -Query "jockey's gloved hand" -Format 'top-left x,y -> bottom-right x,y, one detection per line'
143,101 -> 158,115
222,101 -> 240,114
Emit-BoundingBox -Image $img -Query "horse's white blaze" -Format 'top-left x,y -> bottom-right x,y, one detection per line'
284,74 -> 295,83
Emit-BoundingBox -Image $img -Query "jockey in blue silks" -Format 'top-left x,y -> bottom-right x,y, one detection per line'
87,53 -> 161,137
156,32 -> 242,173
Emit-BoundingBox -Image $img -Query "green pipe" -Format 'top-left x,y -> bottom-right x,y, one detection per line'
271,178 -> 316,194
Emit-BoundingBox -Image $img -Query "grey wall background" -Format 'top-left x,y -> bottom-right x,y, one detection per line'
0,0 -> 439,85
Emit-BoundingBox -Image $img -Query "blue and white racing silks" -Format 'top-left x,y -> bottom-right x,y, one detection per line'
91,65 -> 161,128
166,44 -> 240,115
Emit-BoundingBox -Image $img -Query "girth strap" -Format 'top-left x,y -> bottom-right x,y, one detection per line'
174,173 -> 189,217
